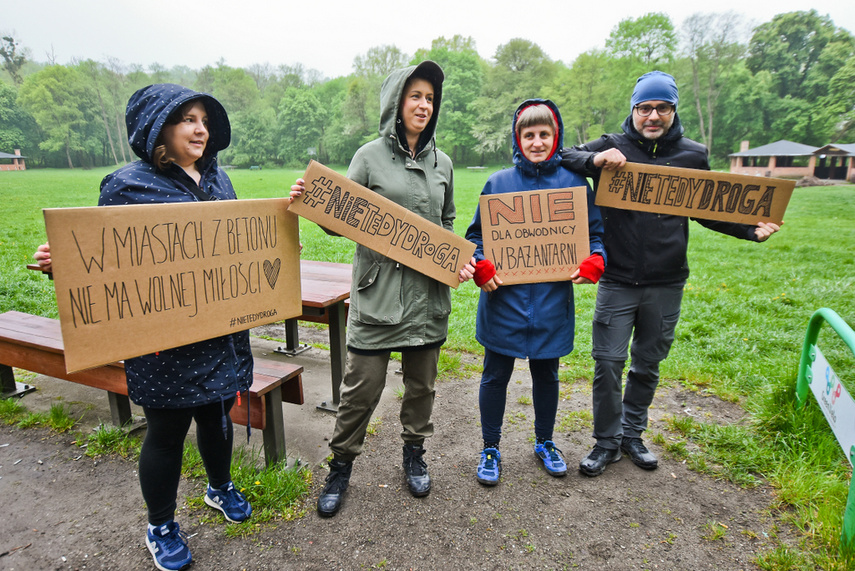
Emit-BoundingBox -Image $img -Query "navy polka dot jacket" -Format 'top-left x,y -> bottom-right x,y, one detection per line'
98,83 -> 253,408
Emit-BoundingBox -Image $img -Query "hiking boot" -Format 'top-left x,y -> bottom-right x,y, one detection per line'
534,440 -> 567,477
146,521 -> 192,571
579,445 -> 622,477
205,481 -> 252,523
476,447 -> 501,486
402,443 -> 431,497
317,459 -> 352,517
621,437 -> 658,470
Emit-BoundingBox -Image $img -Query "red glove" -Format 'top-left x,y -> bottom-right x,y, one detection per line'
473,259 -> 497,287
577,254 -> 605,283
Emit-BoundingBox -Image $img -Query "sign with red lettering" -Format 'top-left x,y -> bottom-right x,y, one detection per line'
597,162 -> 793,224
43,199 -> 301,373
479,187 -> 590,285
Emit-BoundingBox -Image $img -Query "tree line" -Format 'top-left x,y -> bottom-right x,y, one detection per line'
1,10 -> 853,170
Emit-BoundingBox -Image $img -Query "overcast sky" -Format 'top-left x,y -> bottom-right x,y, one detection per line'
6,1 -> 855,79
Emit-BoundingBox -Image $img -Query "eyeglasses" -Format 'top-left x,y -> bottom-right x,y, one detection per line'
634,104 -> 674,117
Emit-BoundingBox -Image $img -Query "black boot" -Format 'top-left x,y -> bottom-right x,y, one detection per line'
402,443 -> 431,497
317,459 -> 352,517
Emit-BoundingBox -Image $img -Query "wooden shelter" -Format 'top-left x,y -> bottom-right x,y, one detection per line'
0,149 -> 26,171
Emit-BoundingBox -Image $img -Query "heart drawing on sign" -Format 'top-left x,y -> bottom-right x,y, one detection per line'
263,258 -> 281,289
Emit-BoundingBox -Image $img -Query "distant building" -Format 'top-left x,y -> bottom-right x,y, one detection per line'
0,149 -> 26,171
812,143 -> 855,182
729,140 -> 816,179
729,140 -> 855,182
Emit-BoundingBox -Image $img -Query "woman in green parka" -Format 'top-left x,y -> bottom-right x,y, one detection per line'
291,61 -> 474,517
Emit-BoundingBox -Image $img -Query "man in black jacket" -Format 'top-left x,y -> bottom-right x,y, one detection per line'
561,71 -> 779,477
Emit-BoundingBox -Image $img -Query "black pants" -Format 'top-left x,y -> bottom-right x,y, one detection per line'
139,398 -> 235,525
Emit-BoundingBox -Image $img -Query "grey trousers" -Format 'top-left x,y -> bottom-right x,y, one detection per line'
329,347 -> 440,462
590,280 -> 685,450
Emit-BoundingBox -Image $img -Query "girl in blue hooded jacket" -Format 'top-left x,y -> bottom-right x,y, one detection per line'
36,84 -> 252,571
465,100 -> 606,486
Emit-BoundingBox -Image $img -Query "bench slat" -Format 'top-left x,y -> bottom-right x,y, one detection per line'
0,339 -> 129,394
251,359 -> 304,396
0,311 -> 65,353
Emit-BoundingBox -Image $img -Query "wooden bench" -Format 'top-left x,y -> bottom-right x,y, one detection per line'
0,311 -> 302,466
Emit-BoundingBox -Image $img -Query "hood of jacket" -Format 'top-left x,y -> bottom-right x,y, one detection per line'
620,110 -> 685,154
378,61 -> 443,156
125,83 -> 230,163
511,98 -> 565,177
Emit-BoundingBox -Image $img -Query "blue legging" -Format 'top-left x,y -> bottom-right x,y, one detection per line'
479,349 -> 559,445
139,398 -> 235,525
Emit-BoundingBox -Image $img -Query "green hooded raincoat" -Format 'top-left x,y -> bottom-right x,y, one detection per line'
345,62 -> 455,351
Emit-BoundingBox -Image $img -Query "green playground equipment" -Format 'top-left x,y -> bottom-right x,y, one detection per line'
796,308 -> 855,550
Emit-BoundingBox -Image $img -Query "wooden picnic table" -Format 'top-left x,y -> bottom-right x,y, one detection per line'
277,260 -> 352,412
26,258 -> 353,413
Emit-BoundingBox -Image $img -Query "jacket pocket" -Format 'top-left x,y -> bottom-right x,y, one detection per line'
353,261 -> 404,325
431,280 -> 451,319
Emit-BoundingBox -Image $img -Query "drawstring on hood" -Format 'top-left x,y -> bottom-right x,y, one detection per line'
219,392 -> 250,441
379,61 -> 444,165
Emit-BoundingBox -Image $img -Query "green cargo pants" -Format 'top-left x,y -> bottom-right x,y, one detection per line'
329,347 -> 440,462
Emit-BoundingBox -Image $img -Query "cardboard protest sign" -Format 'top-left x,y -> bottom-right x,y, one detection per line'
44,199 -> 301,373
480,187 -> 590,285
289,161 -> 475,288
597,163 -> 793,225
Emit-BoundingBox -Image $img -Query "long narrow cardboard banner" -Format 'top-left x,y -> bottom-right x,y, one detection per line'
289,160 -> 475,288
597,162 -> 794,225
480,187 -> 589,285
44,199 -> 301,373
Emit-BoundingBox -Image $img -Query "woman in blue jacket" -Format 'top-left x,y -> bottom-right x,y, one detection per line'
465,100 -> 606,485
36,84 -> 252,571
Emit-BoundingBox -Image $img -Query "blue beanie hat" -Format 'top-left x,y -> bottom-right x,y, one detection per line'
630,71 -> 679,110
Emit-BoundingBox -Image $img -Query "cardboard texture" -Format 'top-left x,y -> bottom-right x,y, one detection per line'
44,199 -> 301,373
480,187 -> 590,285
597,162 -> 793,225
289,161 -> 475,288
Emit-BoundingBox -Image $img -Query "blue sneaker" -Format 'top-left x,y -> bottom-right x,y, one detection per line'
477,447 -> 501,485
146,521 -> 192,571
205,481 -> 252,523
534,440 -> 567,477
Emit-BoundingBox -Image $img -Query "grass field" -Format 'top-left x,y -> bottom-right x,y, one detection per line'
2,166 -> 855,567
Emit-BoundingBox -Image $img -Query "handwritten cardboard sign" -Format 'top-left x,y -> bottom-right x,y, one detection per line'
289,161 -> 475,288
480,187 -> 590,285
43,199 -> 301,373
597,163 -> 794,225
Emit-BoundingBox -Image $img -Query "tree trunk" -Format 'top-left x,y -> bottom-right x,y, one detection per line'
116,113 -> 128,163
95,88 -> 120,165
690,58 -> 708,147
65,137 -> 74,169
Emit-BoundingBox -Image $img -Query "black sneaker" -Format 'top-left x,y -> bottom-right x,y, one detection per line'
402,443 -> 431,497
621,437 -> 658,470
317,459 -> 352,517
578,445 -> 622,477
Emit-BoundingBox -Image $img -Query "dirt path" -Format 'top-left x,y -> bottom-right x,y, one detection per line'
0,330 -> 791,570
